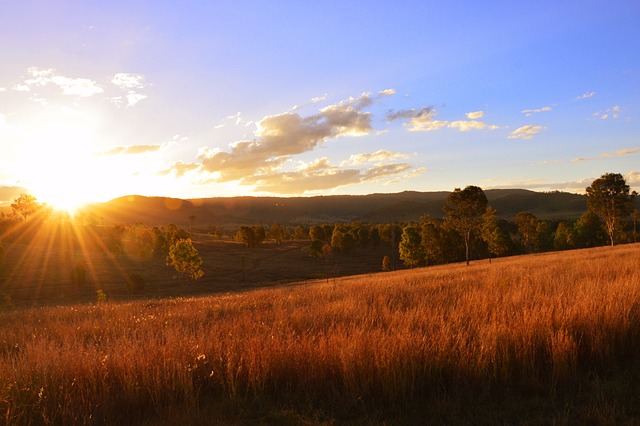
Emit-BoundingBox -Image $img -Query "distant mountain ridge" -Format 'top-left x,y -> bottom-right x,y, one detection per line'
82,189 -> 588,227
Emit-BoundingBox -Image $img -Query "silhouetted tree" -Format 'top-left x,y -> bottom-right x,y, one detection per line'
11,194 -> 40,221
482,207 -> 511,262
269,223 -> 286,244
309,239 -> 324,257
515,212 -> 538,253
586,173 -> 637,246
572,210 -> 607,248
553,221 -> 573,251
294,225 -> 309,240
399,223 -> 424,268
444,186 -> 488,265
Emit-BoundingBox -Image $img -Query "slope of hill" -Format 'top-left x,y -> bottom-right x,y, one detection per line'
82,189 -> 588,226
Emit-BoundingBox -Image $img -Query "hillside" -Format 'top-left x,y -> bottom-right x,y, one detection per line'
82,189 -> 588,226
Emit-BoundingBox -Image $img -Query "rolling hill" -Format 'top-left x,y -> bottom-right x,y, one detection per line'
81,189 -> 588,227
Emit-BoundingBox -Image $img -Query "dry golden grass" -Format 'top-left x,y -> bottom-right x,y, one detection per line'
1,244 -> 640,424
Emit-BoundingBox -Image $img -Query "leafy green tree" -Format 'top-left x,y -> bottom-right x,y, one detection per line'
515,212 -> 538,253
356,225 -> 370,248
444,186 -> 488,265
269,223 -> 286,244
331,228 -> 356,254
309,239 -> 324,257
630,209 -> 640,243
571,210 -> 607,248
166,238 -> 204,281
553,221 -> 573,251
294,225 -> 309,240
370,226 -> 380,249
11,194 -> 40,221
586,173 -> 637,246
309,225 -> 325,242
482,207 -> 511,262
535,220 -> 553,252
399,224 -> 424,268
421,216 -> 464,265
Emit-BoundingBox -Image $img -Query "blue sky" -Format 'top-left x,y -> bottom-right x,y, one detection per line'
1,1 -> 638,209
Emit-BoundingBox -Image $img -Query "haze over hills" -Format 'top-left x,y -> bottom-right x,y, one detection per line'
82,189 -> 589,227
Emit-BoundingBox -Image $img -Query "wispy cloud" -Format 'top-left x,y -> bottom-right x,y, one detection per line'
21,67 -> 104,97
341,150 -> 409,166
97,144 -> 163,156
110,72 -> 147,107
508,125 -> 546,140
388,108 -> 499,132
601,147 -> 638,157
466,111 -> 484,119
593,105 -> 620,120
521,106 -> 551,116
160,90 -> 417,193
576,91 -> 596,100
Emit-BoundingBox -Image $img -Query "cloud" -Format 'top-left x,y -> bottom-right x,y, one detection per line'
126,92 -> 148,107
111,73 -> 145,89
571,157 -> 595,162
159,161 -> 201,178
576,92 -> 596,100
342,150 -> 409,166
521,106 -> 552,116
466,111 -> 484,119
197,92 -> 382,182
386,106 -> 435,123
593,106 -> 620,120
626,171 -> 640,185
22,67 -> 104,97
388,107 -> 499,132
98,144 -> 163,156
601,147 -> 638,157
508,125 -> 546,140
242,161 -> 412,194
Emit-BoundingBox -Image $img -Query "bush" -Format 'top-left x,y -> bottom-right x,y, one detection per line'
127,273 -> 146,294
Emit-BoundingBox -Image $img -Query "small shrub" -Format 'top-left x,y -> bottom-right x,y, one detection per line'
96,289 -> 107,303
382,255 -> 391,272
127,273 -> 146,294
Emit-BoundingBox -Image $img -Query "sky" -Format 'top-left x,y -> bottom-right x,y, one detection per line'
1,1 -> 639,210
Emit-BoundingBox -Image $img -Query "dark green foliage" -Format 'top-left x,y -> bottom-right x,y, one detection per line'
586,173 -> 637,245
444,186 -> 488,265
553,221 -> 573,250
309,240 -> 324,257
572,210 -> 607,248
399,224 -> 424,268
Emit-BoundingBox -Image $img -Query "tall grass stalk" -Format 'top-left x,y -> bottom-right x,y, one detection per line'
1,244 -> 640,423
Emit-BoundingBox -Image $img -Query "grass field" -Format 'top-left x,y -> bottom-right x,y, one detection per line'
1,241 -> 640,424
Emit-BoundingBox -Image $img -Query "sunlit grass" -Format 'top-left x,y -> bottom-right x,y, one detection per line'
1,244 -> 640,423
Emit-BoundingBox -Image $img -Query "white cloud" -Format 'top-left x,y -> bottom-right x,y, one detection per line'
521,106 -> 552,116
97,144 -> 163,156
508,125 -> 545,140
126,92 -> 148,107
342,150 -> 409,166
22,67 -> 103,97
388,107 -> 499,132
466,111 -> 483,119
576,92 -> 596,100
601,147 -> 638,157
111,73 -> 145,89
593,106 -> 620,120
